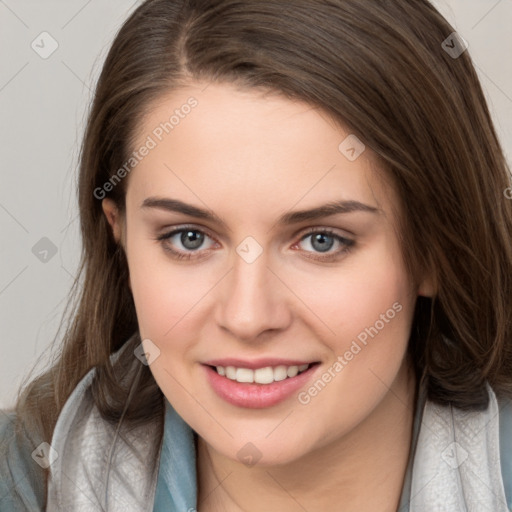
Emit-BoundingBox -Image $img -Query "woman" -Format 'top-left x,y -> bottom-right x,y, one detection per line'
1,0 -> 511,510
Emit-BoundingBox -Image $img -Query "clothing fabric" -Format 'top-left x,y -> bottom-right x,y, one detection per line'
0,410 -> 46,511
152,400 -> 197,512
1,336 -> 511,511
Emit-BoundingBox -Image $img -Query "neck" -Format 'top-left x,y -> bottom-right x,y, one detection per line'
197,357 -> 418,512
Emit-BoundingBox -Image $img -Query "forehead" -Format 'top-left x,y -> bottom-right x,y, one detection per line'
126,81 -> 395,221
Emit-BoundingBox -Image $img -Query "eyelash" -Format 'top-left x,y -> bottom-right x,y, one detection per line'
154,225 -> 355,262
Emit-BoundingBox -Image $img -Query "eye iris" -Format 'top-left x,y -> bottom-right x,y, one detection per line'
181,230 -> 204,250
311,233 -> 334,253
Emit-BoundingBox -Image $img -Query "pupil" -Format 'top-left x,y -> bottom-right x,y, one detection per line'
182,230 -> 203,250
312,233 -> 334,253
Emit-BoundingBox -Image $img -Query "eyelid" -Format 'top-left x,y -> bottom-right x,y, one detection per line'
297,225 -> 354,240
156,223 -> 217,240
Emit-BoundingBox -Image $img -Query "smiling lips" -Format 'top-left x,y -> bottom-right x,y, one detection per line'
202,358 -> 320,408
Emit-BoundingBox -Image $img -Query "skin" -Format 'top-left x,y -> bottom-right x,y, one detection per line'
103,81 -> 434,511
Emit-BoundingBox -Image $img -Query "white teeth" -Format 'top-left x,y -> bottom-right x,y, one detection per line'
254,367 -> 274,384
236,368 -> 254,383
215,363 -> 312,384
287,366 -> 299,378
273,365 -> 288,382
225,366 -> 237,379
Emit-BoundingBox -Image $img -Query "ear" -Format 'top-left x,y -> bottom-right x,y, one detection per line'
102,198 -> 124,245
417,273 -> 436,298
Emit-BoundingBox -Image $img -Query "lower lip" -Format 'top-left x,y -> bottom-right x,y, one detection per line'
203,364 -> 319,409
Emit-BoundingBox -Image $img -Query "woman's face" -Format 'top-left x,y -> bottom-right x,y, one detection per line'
103,81 -> 429,465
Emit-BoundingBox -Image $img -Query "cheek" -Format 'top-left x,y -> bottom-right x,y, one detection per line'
290,247 -> 416,419
342,270 -> 412,347
292,253 -> 415,441
125,242 -> 213,404
295,243 -> 413,349
125,230 -> 213,340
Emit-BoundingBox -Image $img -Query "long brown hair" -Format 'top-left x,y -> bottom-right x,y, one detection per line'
8,0 -> 512,489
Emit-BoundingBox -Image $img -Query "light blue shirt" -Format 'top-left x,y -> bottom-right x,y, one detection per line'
153,400 -> 198,511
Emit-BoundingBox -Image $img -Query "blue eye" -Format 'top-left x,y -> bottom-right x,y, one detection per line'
303,232 -> 336,252
296,229 -> 355,261
172,230 -> 206,250
156,227 -> 216,260
155,226 -> 354,262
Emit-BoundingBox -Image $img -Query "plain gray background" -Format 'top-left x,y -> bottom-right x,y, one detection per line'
1,0 -> 511,408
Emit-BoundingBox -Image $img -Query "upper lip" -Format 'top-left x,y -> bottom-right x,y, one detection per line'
203,358 -> 318,369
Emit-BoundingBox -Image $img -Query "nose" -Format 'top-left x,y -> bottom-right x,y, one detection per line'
215,250 -> 292,342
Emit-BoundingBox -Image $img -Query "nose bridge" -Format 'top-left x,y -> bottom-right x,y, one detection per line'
216,242 -> 289,339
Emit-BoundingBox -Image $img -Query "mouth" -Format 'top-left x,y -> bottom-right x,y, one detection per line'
202,361 -> 321,409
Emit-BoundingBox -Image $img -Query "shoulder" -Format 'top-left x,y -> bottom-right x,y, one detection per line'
0,366 -> 99,511
0,410 -> 46,511
0,340 -> 138,512
498,393 -> 512,511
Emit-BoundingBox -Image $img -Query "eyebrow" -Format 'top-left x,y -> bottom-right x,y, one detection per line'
140,197 -> 381,228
